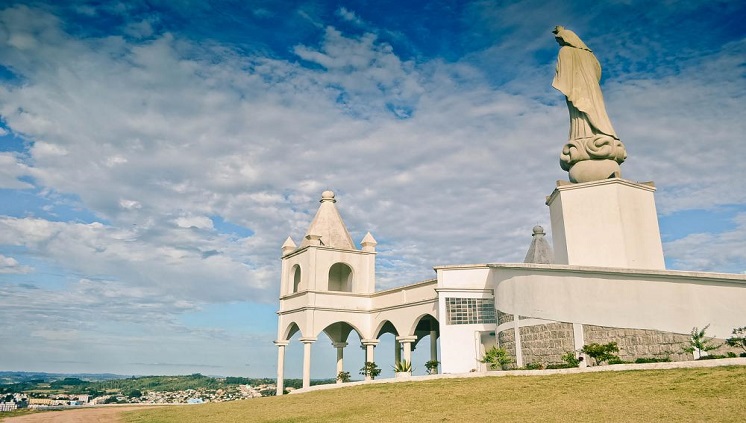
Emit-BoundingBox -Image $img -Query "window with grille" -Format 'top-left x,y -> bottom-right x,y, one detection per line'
445,297 -> 496,325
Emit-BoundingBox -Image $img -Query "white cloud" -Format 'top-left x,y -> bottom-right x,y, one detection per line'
0,153 -> 33,189
0,254 -> 31,274
174,215 -> 213,229
336,7 -> 363,26
0,216 -> 270,302
664,213 -> 746,274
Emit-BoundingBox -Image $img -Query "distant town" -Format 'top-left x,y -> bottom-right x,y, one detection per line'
0,371 -> 331,412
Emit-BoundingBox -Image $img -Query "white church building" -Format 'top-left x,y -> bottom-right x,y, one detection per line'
274,180 -> 746,394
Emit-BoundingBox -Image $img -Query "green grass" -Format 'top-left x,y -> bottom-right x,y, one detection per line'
0,408 -> 42,421
122,367 -> 746,423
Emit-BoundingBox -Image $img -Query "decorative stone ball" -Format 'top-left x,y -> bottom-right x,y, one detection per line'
321,190 -> 335,200
532,225 -> 545,235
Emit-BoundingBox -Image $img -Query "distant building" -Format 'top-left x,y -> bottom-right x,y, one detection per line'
0,403 -> 18,412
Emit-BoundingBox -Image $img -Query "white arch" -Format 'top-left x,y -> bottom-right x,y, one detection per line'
291,264 -> 301,293
282,321 -> 302,341
328,262 -> 354,292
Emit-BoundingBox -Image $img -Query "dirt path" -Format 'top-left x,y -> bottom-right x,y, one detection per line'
2,406 -> 153,423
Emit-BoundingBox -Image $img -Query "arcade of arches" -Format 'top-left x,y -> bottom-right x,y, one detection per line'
274,314 -> 439,394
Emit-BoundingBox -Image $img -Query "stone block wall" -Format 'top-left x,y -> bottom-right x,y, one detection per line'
519,322 -> 575,365
496,328 -> 516,359
494,317 -> 741,367
496,310 -> 515,360
583,325 -> 691,362
497,310 -> 513,325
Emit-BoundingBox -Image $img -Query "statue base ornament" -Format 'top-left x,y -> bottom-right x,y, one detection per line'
560,135 -> 627,183
567,159 -> 621,183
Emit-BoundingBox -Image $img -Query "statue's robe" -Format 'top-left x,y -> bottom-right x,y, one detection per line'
552,45 -> 618,141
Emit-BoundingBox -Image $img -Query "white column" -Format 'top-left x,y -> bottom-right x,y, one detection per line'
332,342 -> 347,383
394,339 -> 401,364
360,339 -> 379,381
273,340 -> 289,396
573,323 -> 588,368
300,337 -> 316,389
396,336 -> 417,371
514,319 -> 523,368
429,329 -> 438,374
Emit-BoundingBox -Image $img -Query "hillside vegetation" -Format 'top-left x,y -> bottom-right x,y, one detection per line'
124,366 -> 746,423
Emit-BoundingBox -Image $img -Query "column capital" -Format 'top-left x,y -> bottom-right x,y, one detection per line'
299,337 -> 317,344
396,335 -> 418,344
274,340 -> 290,347
360,339 -> 379,346
332,342 -> 348,349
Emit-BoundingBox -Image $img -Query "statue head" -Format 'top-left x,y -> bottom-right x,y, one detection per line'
553,26 -> 592,52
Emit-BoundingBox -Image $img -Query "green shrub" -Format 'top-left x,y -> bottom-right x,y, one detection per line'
607,357 -> 630,365
359,362 -> 381,379
634,357 -> 671,364
683,324 -> 721,359
424,360 -> 440,375
545,363 -> 577,369
697,354 -> 727,360
581,342 -> 620,366
392,360 -> 412,373
480,346 -> 512,370
336,371 -> 351,383
524,362 -> 544,370
561,351 -> 580,367
725,326 -> 746,354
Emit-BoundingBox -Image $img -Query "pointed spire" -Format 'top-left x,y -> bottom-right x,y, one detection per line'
524,225 -> 554,264
361,232 -> 377,252
299,191 -> 356,250
281,236 -> 297,255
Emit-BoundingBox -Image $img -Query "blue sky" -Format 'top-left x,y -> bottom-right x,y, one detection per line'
1,0 -> 745,378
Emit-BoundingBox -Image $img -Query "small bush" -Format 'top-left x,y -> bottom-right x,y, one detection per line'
634,357 -> 671,364
683,324 -> 721,359
725,326 -> 746,354
727,352 -> 737,358
524,362 -> 544,370
608,357 -> 630,365
424,360 -> 440,375
697,354 -> 727,360
545,363 -> 577,369
336,371 -> 351,383
359,362 -> 381,379
561,351 -> 580,367
481,346 -> 512,370
392,360 -> 412,373
581,342 -> 620,365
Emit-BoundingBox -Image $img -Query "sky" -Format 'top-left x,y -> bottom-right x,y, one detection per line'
1,0 -> 745,379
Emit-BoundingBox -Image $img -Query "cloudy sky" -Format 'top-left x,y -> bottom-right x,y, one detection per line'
1,0 -> 745,379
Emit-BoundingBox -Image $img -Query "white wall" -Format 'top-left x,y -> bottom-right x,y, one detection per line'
547,179 -> 665,270
492,264 -> 746,338
436,265 -> 496,374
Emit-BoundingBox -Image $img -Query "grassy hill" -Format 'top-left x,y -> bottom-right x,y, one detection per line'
123,366 -> 746,422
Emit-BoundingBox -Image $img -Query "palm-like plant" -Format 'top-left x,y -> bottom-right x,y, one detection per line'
392,360 -> 412,373
683,324 -> 722,359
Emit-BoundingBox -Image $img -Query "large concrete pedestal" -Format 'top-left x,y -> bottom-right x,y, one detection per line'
546,178 -> 665,270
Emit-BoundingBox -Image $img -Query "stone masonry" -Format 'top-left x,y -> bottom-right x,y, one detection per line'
519,322 -> 575,365
583,325 -> 692,362
496,328 -> 516,360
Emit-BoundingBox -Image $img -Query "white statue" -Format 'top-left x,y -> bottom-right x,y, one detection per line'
552,26 -> 626,183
